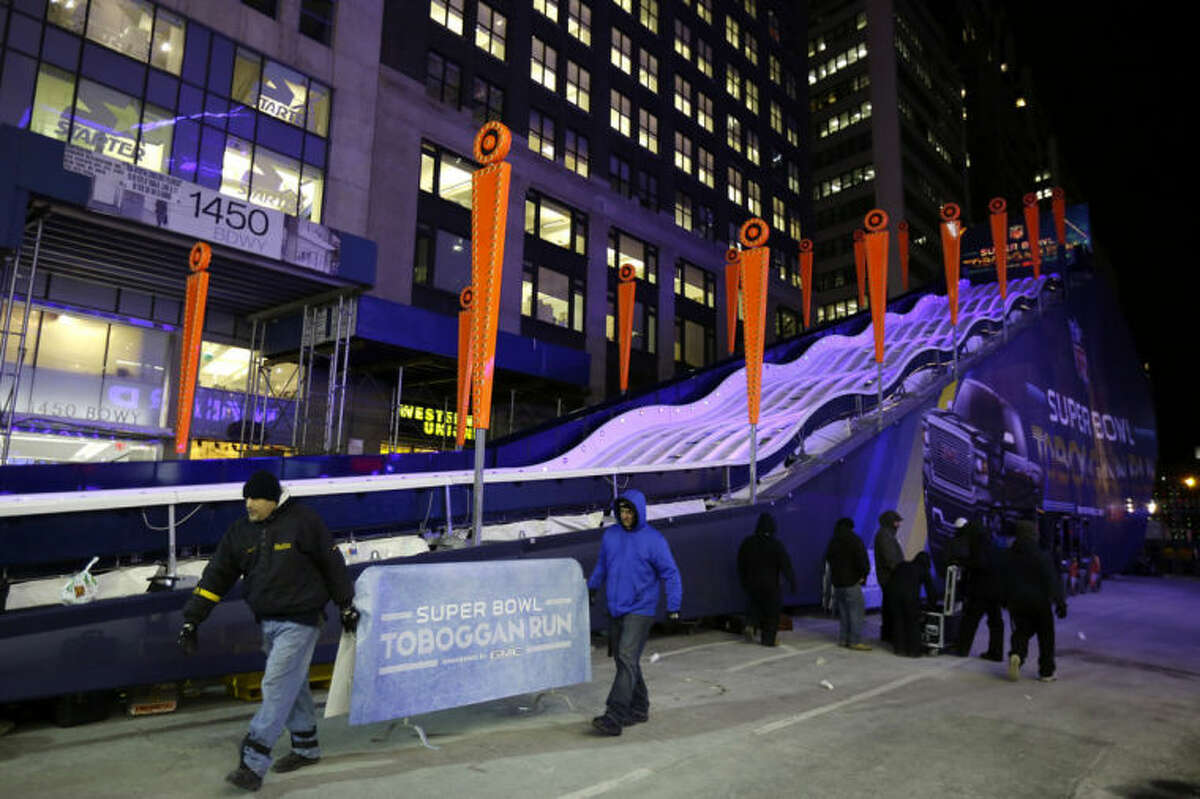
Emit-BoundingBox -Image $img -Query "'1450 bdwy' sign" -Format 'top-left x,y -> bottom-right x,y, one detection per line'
340,559 -> 591,725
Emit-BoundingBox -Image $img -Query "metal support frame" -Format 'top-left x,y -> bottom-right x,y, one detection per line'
748,423 -> 758,504
387,366 -> 404,453
1,218 -> 44,465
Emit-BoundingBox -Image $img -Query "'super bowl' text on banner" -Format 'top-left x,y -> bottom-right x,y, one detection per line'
347,559 -> 591,725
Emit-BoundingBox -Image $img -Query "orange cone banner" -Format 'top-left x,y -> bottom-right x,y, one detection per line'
1051,187 -> 1067,255
988,197 -> 1008,300
863,211 -> 889,364
175,242 -> 211,454
724,248 -> 740,355
1023,193 -> 1041,279
897,221 -> 910,292
617,264 -> 637,392
799,239 -> 814,329
853,229 -> 866,308
738,219 -> 770,426
469,122 -> 512,431
940,203 -> 963,326
456,287 -> 474,449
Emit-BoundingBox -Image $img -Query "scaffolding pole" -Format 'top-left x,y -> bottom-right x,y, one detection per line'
1,219 -> 43,465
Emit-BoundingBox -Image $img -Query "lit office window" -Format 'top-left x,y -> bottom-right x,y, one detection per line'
29,64 -> 75,143
727,166 -> 743,205
610,90 -> 631,136
697,0 -> 712,24
608,229 -> 658,284
525,191 -> 588,254
530,37 -> 558,92
726,114 -> 742,153
220,136 -> 254,199
674,76 -> 692,117
611,28 -> 632,73
726,64 -> 741,99
638,49 -> 658,93
674,132 -> 693,174
674,191 -> 693,230
770,101 -> 783,133
614,0 -> 632,11
476,3 -> 507,60
725,15 -> 740,48
430,0 -> 465,34
150,8 -> 186,74
696,39 -> 713,77
523,264 -> 584,331
568,0 -> 591,45
769,54 -> 782,84
773,197 -> 786,232
697,92 -> 713,131
674,19 -> 692,59
698,147 -> 714,187
73,79 -> 143,165
744,81 -> 758,113
743,33 -> 757,65
534,0 -> 559,22
86,0 -> 155,63
566,62 -> 590,111
639,0 -> 659,32
528,109 -> 555,160
637,109 -> 659,153
564,129 -> 590,178
746,130 -> 760,165
746,179 -> 760,214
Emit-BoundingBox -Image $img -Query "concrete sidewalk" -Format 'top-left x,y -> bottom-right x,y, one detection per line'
2,575 -> 1199,798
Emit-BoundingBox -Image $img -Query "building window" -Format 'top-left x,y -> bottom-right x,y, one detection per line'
528,110 -> 555,160
744,81 -> 758,114
726,114 -> 742,153
674,191 -> 693,230
610,90 -> 632,136
727,166 -> 743,205
673,76 -> 693,117
697,203 -> 715,240
746,179 -> 760,214
430,0 -> 464,35
471,77 -> 505,123
609,154 -> 632,197
525,190 -> 588,255
809,42 -> 868,86
696,38 -> 713,77
746,130 -> 760,165
415,228 -> 473,294
419,141 -> 476,209
48,1 -> 185,75
786,116 -> 799,146
608,229 -> 658,284
523,264 -> 585,332
674,19 -> 692,59
817,101 -> 872,138
788,162 -> 801,194
639,0 -> 659,31
675,318 -> 715,368
606,297 -> 656,354
611,28 -> 632,73
697,92 -> 713,131
743,32 -> 758,65
299,0 -> 335,44
773,196 -> 786,232
675,261 -> 715,307
475,3 -> 507,60
425,52 -> 461,107
775,306 -> 799,338
725,15 -> 741,48
789,213 -> 802,240
814,163 -> 876,199
565,130 -> 590,178
637,109 -> 659,153
568,0 -> 592,45
614,0 -> 632,12
636,170 -> 658,210
534,0 -> 559,22
770,101 -> 783,133
638,49 -> 659,93
698,147 -> 714,187
697,0 -> 712,24
531,37 -> 558,92
726,64 -> 741,100
231,51 -> 331,135
566,62 -> 590,111
674,132 -> 693,174
769,54 -> 782,84
242,0 -> 278,16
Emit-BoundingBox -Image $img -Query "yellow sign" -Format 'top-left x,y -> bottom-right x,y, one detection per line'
397,404 -> 475,441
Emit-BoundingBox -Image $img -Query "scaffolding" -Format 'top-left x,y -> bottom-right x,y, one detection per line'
0,217 -> 45,466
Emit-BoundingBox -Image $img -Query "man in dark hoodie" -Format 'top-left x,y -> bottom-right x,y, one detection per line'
873,510 -> 905,643
738,512 -> 797,647
1005,519 -> 1067,682
588,489 -> 683,736
177,470 -> 358,792
824,517 -> 872,650
888,551 -> 939,656
952,518 -> 1006,661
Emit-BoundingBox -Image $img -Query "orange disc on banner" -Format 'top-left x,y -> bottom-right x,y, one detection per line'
724,248 -> 740,264
460,285 -> 474,310
738,218 -> 769,248
940,203 -> 960,222
189,241 -> 211,272
618,263 -> 636,282
864,209 -> 888,232
1023,193 -> 1037,207
799,238 -> 813,252
989,197 -> 1007,213
473,121 -> 512,164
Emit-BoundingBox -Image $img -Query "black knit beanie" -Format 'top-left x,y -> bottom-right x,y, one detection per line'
242,470 -> 282,502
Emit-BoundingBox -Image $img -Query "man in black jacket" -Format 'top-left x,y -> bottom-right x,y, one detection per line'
737,513 -> 796,647
888,551 -> 939,657
177,470 -> 358,792
824,517 -> 872,650
952,518 -> 1006,661
1005,520 -> 1066,682
873,510 -> 905,643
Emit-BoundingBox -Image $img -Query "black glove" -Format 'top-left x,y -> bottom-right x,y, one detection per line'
340,604 -> 360,634
667,612 -> 680,621
1055,601 -> 1067,620
177,622 -> 198,655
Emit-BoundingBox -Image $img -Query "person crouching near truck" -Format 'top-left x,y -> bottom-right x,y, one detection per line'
824,517 -> 872,651
176,470 -> 360,792
588,489 -> 683,736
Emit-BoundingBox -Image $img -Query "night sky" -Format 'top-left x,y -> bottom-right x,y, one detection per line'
1009,7 -> 1192,469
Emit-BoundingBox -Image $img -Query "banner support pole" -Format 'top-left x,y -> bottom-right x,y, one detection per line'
167,503 -> 177,578
876,362 -> 884,432
472,429 -> 485,545
748,423 -> 758,504
952,320 -> 959,381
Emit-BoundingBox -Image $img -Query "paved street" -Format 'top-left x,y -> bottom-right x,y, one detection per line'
3,575 -> 1198,798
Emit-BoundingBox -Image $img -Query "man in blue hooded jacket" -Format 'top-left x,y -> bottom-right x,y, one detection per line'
588,489 -> 683,736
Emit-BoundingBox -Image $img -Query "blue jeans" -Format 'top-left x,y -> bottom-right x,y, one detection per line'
241,620 -> 322,777
833,585 -> 865,646
605,614 -> 654,725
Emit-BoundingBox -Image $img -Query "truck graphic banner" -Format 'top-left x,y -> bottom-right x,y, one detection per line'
348,560 -> 591,725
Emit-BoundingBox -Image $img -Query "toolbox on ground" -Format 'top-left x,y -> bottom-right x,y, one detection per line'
921,564 -> 962,654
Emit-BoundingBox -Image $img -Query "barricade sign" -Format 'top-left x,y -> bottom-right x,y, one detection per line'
340,559 -> 591,725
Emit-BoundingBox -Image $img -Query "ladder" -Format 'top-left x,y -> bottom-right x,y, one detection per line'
0,218 -> 45,465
